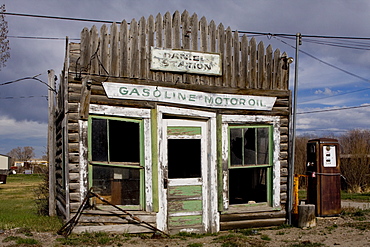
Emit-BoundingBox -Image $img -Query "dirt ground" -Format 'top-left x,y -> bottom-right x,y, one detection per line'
1,208 -> 370,247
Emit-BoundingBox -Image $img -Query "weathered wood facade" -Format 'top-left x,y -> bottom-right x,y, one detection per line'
51,10 -> 291,234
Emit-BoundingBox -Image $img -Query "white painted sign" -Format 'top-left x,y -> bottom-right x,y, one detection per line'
323,145 -> 337,167
150,47 -> 222,76
102,82 -> 276,111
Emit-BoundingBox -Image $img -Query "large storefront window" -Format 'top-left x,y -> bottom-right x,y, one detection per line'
228,125 -> 272,205
88,116 -> 143,209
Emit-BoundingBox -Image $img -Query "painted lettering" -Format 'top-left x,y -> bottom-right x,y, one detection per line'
119,87 -> 128,95
215,97 -> 223,105
204,96 -> 213,104
248,99 -> 255,106
129,88 -> 140,96
178,93 -> 186,100
142,88 -> 150,97
230,98 -> 238,105
153,89 -> 161,97
189,94 -> 196,102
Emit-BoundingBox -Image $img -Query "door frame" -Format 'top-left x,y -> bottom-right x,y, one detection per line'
156,106 -> 218,233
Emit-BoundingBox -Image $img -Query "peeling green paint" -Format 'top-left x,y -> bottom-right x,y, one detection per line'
169,185 -> 202,198
167,126 -> 201,136
168,200 -> 202,213
168,215 -> 202,226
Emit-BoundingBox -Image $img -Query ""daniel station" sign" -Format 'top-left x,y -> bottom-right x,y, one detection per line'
150,47 -> 222,76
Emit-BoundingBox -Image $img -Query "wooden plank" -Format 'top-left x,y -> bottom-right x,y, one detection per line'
220,210 -> 285,221
130,18 -> 139,78
217,23 -> 225,87
220,218 -> 285,230
168,200 -> 202,213
89,26 -> 99,74
120,20 -> 129,78
139,16 -> 147,80
181,10 -> 191,84
240,34 -> 248,89
249,37 -> 257,88
281,52 -> 289,90
79,77 -> 91,120
147,15 -> 155,81
155,13 -> 164,82
73,224 -> 156,234
173,11 -> 181,49
266,45 -> 273,89
100,24 -> 109,76
190,13 -> 199,85
200,16 -> 208,85
168,185 -> 202,198
233,30 -> 240,88
274,48 -> 281,89
209,20 -> 217,86
167,126 -> 201,136
257,41 -> 265,89
110,23 -> 119,77
80,27 -> 90,73
224,27 -> 232,87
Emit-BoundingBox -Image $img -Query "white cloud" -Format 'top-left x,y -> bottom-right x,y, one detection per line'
314,88 -> 341,96
0,116 -> 47,139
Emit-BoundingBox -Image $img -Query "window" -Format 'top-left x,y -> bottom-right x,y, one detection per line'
88,116 -> 143,209
228,125 -> 272,205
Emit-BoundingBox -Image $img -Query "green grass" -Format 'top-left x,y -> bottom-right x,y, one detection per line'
0,174 -> 62,232
341,192 -> 370,202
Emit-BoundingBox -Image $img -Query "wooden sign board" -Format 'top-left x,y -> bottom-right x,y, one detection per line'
150,47 -> 222,76
103,82 -> 276,111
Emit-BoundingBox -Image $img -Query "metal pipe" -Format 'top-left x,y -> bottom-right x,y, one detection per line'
288,33 -> 301,225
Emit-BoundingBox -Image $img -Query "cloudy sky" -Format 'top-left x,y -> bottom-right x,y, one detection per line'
1,0 -> 369,158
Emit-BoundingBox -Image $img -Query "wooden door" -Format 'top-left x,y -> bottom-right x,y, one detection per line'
165,119 -> 207,234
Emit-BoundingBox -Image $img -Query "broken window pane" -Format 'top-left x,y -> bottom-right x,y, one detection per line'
230,127 -> 270,166
109,120 -> 140,163
168,139 -> 201,178
92,165 -> 140,205
92,118 -> 108,161
229,167 -> 267,204
91,118 -> 140,163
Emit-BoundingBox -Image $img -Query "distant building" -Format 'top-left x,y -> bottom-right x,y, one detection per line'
0,154 -> 12,174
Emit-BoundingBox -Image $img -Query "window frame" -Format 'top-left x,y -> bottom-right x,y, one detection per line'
220,115 -> 281,211
227,125 -> 273,206
88,115 -> 145,210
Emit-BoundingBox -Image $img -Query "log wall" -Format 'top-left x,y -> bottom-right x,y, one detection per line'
53,10 -> 291,233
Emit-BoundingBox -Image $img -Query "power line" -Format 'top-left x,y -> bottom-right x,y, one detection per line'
8,35 -> 79,41
4,12 -> 370,41
0,73 -> 57,93
4,12 -> 118,24
0,95 -> 47,100
275,36 -> 370,84
299,87 -> 370,104
297,104 -> 370,114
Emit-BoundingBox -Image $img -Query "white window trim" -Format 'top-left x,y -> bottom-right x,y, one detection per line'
88,104 -> 153,211
221,115 -> 281,209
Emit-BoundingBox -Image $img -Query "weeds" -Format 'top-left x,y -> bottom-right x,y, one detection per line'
57,231 -> 130,246
187,243 -> 203,247
289,241 -> 325,246
3,236 -> 39,245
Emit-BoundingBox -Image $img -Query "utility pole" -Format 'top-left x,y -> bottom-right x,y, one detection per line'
288,33 -> 302,225
48,69 -> 56,216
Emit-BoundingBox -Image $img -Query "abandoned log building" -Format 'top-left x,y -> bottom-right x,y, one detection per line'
50,10 -> 292,234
